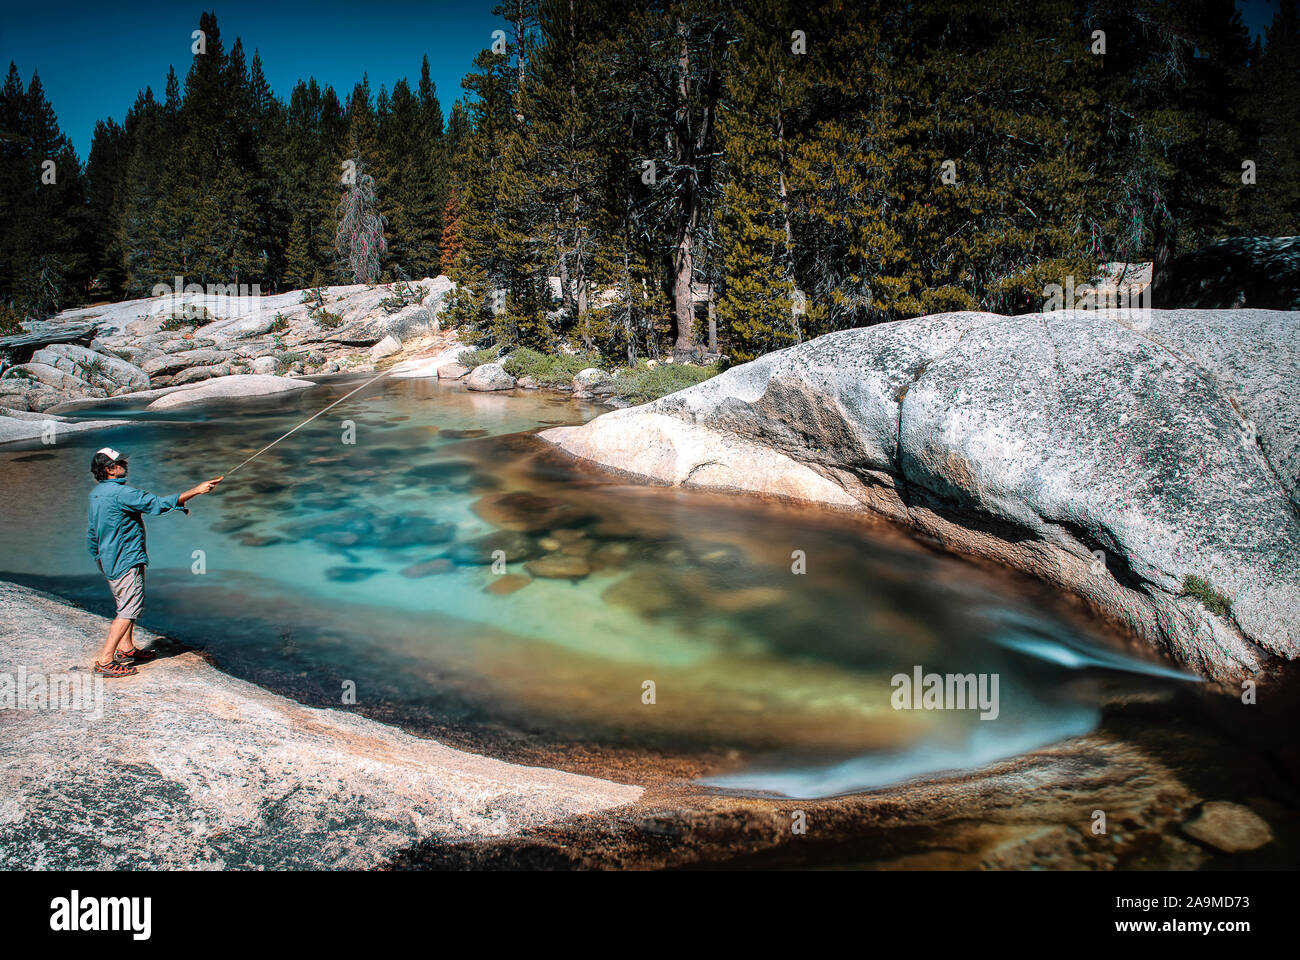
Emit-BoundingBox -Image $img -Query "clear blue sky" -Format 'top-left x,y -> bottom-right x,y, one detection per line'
0,0 -> 1284,162
1,0 -> 502,161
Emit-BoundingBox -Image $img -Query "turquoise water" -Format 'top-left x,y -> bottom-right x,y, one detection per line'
0,376 -> 1197,797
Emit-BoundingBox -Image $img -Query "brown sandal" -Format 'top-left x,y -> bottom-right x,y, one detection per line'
94,658 -> 138,678
115,647 -> 157,664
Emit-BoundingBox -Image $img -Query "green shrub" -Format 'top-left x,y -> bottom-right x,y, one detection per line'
501,346 -> 603,386
379,279 -> 428,313
0,304 -> 23,336
315,309 -> 343,330
459,346 -> 502,369
159,305 -> 213,331
1182,575 -> 1233,616
612,360 -> 719,403
78,357 -> 107,382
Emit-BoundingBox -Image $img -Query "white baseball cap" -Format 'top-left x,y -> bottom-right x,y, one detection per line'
95,447 -> 125,463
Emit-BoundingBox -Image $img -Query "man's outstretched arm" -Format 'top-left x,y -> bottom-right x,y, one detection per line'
121,476 -> 223,514
177,476 -> 223,507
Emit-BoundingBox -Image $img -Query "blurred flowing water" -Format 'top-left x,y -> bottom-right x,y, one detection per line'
0,375 -> 1198,798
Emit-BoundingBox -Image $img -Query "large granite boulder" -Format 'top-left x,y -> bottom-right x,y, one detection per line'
30,343 -> 149,393
142,347 -> 234,378
146,374 -> 317,410
464,362 -> 516,392
543,308 -> 1300,684
1,361 -> 89,393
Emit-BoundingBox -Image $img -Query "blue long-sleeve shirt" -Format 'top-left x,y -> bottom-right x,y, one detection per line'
87,478 -> 187,580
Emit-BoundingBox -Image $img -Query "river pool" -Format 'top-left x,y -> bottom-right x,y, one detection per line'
0,375 -> 1203,799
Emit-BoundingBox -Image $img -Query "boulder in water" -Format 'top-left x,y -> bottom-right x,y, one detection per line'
1181,802 -> 1274,853
147,374 -> 316,410
464,362 -> 516,392
448,530 -> 539,564
544,307 -> 1300,683
484,573 -> 533,595
324,566 -> 385,582
400,557 -> 454,578
472,491 -> 593,533
524,555 -> 592,580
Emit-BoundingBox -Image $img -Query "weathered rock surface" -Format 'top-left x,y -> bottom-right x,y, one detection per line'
572,367 -> 615,399
464,362 -> 516,392
0,321 -> 98,361
146,374 -> 317,410
0,580 -> 641,869
370,334 -> 403,361
167,362 -> 232,386
0,408 -> 132,444
142,347 -> 235,378
543,308 -> 1300,683
30,343 -> 150,393
388,344 -> 473,379
2,361 -> 93,393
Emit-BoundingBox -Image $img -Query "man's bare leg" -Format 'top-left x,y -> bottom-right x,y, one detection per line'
116,620 -> 136,655
97,617 -> 133,666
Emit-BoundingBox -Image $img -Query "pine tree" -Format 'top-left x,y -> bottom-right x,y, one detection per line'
0,66 -> 92,318
440,187 -> 462,276
1240,1 -> 1300,234
716,0 -> 807,361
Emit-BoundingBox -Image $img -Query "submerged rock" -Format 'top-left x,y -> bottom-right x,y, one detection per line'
602,570 -> 690,618
484,573 -> 533,595
324,566 -> 385,582
448,530 -> 540,565
1181,801 -> 1274,853
543,308 -> 1300,684
400,557 -> 454,578
472,490 -> 593,533
376,516 -> 457,548
524,555 -> 592,580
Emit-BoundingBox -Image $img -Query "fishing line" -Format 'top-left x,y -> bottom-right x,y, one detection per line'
222,367 -> 398,478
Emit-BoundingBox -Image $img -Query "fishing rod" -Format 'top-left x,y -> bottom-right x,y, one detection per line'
222,366 -> 398,479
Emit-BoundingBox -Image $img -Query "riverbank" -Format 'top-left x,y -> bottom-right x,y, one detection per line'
3,577 -> 1297,870
0,579 -> 641,869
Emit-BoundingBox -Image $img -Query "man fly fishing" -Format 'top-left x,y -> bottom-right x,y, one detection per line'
83,368 -> 391,677
86,447 -> 223,677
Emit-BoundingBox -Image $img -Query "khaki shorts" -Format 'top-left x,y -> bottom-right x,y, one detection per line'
106,564 -> 146,621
